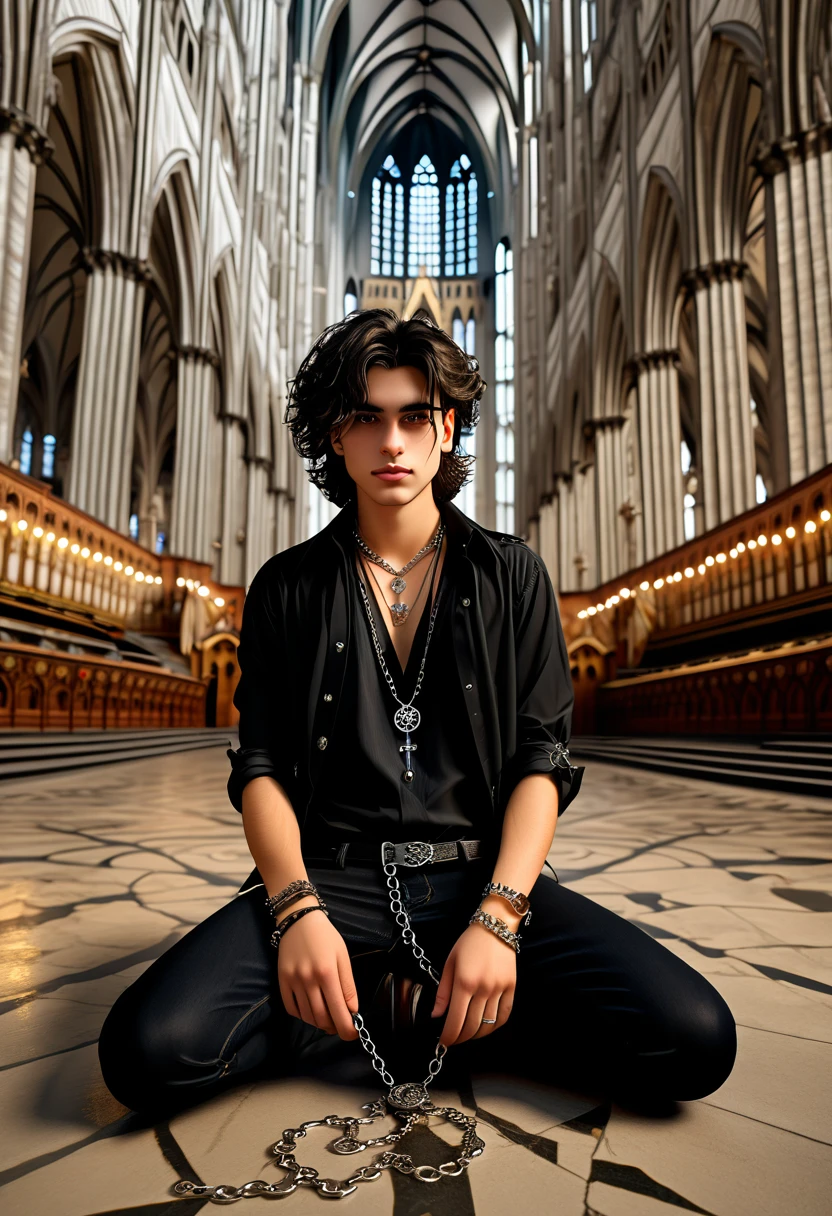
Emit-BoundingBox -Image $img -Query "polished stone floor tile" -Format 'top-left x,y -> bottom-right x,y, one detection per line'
0,747 -> 830,1213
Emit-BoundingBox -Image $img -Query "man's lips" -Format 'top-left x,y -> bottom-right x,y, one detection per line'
372,469 -> 412,480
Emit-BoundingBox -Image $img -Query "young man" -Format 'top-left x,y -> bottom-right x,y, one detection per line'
98,309 -> 736,1113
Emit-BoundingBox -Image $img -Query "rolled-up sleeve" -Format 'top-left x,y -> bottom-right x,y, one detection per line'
227,562 -> 295,814
504,554 -> 585,817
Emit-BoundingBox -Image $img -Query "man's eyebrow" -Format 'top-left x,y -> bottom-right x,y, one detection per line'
357,402 -> 439,412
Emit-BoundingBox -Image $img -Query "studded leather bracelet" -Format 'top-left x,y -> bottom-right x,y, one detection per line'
269,903 -> 331,947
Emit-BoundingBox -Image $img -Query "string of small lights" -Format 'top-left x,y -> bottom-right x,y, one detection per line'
0,509 -> 226,607
577,508 -> 831,620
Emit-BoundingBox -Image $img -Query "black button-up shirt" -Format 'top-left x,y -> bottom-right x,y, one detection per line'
227,498 -> 584,852
304,522 -> 487,846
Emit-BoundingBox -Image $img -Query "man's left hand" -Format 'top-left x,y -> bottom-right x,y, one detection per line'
430,923 -> 517,1046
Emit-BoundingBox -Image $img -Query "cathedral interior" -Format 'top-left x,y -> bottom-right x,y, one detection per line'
0,1 -> 831,1212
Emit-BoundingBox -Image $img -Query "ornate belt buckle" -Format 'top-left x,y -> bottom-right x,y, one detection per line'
402,841 -> 435,867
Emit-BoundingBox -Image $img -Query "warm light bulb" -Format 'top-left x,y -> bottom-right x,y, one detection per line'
214,596 -> 225,607
640,580 -> 649,591
654,578 -> 664,589
125,565 -> 134,576
736,541 -> 746,552
93,551 -> 102,561
772,534 -> 782,545
176,577 -> 185,587
57,536 -> 69,549
136,571 -> 145,582
716,552 -> 727,563
705,555 -> 715,566
80,547 -> 90,558
729,549 -> 738,558
821,510 -> 830,522
33,526 -> 43,538
198,585 -> 210,598
114,560 -> 123,571
684,567 -> 694,578
18,519 -> 27,530
578,609 -> 587,618
698,563 -> 706,574
748,539 -> 757,549
785,526 -> 796,538
805,520 -> 817,533
70,543 -> 80,554
758,535 -> 767,545
46,532 -> 55,543
0,509 -> 6,521
620,587 -> 630,597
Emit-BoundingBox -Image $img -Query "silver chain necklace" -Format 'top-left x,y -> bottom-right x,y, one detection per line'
353,520 -> 443,624
356,525 -> 445,783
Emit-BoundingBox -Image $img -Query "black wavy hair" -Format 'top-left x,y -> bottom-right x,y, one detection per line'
283,307 -> 486,506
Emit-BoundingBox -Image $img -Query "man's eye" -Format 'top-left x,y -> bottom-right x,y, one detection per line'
406,413 -> 431,424
354,414 -> 376,424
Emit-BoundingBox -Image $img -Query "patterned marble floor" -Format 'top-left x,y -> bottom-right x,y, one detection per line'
0,746 -> 831,1214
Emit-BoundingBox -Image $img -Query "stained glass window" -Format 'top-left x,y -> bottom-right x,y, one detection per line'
444,155 -> 477,276
19,427 -> 33,476
42,433 -> 56,479
408,155 -> 440,277
370,155 -> 403,276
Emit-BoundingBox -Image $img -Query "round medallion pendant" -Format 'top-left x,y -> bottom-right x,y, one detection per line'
394,704 -> 420,732
391,576 -> 406,594
387,1082 -> 429,1110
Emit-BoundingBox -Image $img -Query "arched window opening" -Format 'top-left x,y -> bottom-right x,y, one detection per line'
445,154 -> 477,276
19,427 -> 33,476
371,156 -> 404,277
42,434 -> 56,479
452,308 -> 464,350
129,513 -> 139,540
408,155 -> 440,277
494,241 -> 514,533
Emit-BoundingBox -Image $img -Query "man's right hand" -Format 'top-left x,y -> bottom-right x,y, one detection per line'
275,896 -> 361,1040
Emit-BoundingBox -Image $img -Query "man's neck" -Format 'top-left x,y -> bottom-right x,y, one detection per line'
353,484 -> 443,566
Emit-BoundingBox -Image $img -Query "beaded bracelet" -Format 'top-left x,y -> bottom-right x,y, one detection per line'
269,903 -> 330,948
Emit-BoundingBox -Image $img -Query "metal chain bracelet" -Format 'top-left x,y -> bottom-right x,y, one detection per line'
468,906 -> 522,952
265,880 -> 320,918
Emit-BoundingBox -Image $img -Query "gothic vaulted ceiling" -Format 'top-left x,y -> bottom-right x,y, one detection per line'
308,0 -> 536,205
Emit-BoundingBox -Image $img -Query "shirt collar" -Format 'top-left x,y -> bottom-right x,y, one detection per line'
305,494 -> 485,566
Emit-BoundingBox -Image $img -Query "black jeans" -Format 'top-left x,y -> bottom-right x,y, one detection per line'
98,853 -> 737,1113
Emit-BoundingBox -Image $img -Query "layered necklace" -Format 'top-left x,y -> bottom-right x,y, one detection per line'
354,520 -> 446,784
353,519 -> 443,626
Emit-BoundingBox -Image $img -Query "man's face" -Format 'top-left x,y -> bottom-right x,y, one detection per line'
330,365 -> 455,505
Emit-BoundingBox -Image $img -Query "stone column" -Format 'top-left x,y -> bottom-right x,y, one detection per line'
759,128 -> 832,479
67,250 -> 149,530
633,350 -> 686,563
169,347 -> 220,562
0,110 -> 51,460
684,260 -> 756,531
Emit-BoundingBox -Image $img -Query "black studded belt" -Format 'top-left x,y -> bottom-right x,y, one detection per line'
303,838 -> 490,868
